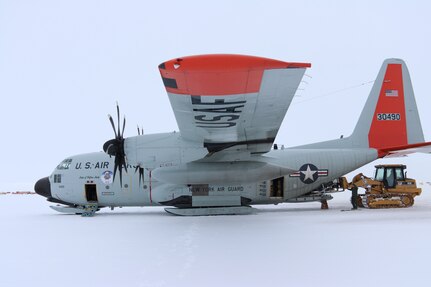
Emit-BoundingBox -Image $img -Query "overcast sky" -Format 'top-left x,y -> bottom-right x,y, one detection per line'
1,0 -> 430,190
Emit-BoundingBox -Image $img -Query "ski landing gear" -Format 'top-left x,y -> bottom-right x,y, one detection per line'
165,206 -> 257,216
81,203 -> 99,217
50,202 -> 99,217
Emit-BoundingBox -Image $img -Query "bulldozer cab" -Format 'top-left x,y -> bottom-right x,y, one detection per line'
374,165 -> 406,188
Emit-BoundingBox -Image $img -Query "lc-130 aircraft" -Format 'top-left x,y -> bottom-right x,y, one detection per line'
35,55 -> 431,216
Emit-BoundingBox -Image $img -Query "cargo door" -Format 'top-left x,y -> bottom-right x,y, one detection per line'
270,177 -> 284,198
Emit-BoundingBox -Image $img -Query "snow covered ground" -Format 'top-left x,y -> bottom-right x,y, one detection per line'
1,184 -> 431,287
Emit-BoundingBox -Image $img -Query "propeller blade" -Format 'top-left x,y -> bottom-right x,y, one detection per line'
135,166 -> 141,186
122,152 -> 128,173
112,160 -> 118,184
118,164 -> 123,187
134,166 -> 145,187
140,167 -> 144,186
121,116 -> 126,138
113,151 -> 124,187
108,115 -> 117,138
116,103 -> 121,140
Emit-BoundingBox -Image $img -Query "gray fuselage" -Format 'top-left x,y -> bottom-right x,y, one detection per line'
47,133 -> 377,208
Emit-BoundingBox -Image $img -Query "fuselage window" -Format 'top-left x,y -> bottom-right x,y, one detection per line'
57,159 -> 72,170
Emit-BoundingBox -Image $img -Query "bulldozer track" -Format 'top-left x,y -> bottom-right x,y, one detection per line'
359,194 -> 414,209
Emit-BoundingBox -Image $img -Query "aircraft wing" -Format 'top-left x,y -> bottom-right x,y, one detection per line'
159,54 -> 310,154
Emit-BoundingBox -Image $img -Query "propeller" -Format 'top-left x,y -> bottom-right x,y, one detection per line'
103,103 -> 128,187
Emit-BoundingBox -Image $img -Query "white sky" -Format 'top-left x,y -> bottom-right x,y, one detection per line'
1,0 -> 430,190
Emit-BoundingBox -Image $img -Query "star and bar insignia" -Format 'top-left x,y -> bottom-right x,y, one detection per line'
289,163 -> 328,184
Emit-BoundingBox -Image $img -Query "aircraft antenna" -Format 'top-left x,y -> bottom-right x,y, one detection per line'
293,80 -> 374,104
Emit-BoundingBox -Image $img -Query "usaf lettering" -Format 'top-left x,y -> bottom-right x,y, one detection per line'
191,96 -> 245,128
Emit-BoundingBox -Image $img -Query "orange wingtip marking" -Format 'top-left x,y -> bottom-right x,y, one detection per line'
159,54 -> 311,96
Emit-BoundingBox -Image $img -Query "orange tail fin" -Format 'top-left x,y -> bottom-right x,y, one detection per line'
351,59 -> 427,156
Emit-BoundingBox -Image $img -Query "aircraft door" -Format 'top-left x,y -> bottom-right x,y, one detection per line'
85,184 -> 98,202
270,177 -> 284,198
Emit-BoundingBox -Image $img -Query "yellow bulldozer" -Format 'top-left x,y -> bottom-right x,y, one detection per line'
340,164 -> 422,208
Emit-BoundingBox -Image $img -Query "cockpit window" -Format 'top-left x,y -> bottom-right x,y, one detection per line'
57,159 -> 72,170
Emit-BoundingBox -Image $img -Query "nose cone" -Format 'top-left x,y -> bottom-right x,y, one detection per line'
34,177 -> 51,198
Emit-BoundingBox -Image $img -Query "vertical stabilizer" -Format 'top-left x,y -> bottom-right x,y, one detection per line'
351,59 -> 424,149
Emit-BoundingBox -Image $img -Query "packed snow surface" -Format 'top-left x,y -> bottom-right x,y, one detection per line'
1,184 -> 431,287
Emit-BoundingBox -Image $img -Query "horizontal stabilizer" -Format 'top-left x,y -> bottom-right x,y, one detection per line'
379,141 -> 431,158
